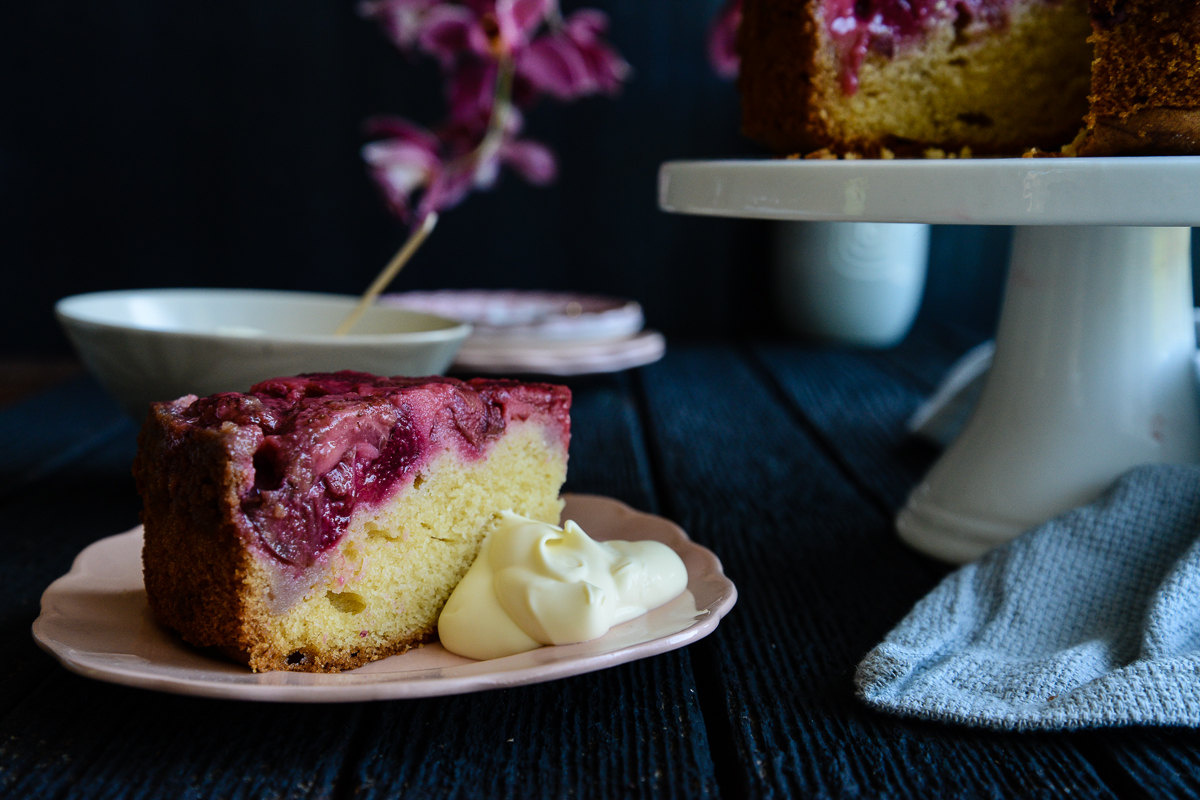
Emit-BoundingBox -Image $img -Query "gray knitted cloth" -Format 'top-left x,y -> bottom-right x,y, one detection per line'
856,464 -> 1200,730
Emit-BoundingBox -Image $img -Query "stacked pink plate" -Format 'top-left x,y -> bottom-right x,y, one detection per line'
382,290 -> 665,375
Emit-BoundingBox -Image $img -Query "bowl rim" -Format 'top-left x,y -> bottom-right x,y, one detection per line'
55,288 -> 473,345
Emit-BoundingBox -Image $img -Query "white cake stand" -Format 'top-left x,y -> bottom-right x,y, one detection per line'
659,158 -> 1200,563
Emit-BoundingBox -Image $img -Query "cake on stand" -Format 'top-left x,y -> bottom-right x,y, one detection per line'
659,158 -> 1200,563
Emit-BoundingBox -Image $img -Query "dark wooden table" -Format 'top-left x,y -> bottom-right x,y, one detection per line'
4,328 -> 1200,799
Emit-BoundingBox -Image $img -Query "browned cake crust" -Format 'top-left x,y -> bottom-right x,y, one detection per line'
136,409 -> 252,651
738,0 -> 828,155
136,409 -> 271,665
1079,1 -> 1200,155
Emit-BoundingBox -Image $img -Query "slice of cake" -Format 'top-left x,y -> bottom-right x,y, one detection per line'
133,371 -> 570,673
739,0 -> 1095,157
738,0 -> 1200,157
1077,1 -> 1200,156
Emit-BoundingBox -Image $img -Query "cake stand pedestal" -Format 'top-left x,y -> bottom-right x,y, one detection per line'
659,158 -> 1200,562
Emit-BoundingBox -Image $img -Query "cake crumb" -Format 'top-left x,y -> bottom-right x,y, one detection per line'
880,148 -> 896,160
1060,128 -> 1089,157
923,148 -> 947,159
805,148 -> 839,160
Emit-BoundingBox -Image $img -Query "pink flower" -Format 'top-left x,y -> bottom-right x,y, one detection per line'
363,111 -> 557,220
414,131 -> 557,218
498,137 -> 556,185
516,9 -> 630,100
361,117 -> 444,220
375,0 -> 560,66
361,0 -> 624,226
493,0 -> 555,52
417,4 -> 491,66
708,0 -> 742,80
358,0 -> 441,50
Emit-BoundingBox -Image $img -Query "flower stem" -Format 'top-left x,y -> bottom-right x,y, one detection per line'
454,56 -> 515,175
334,211 -> 439,336
337,56 -> 514,337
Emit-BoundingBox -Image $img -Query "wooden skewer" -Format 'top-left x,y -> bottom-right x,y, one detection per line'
334,211 -> 439,336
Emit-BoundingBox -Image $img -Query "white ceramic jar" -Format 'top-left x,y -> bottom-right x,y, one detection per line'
774,221 -> 931,348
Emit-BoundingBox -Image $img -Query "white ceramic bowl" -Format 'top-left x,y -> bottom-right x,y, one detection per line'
56,289 -> 472,418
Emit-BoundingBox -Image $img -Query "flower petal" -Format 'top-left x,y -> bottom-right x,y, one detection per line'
516,11 -> 629,100
516,34 -> 592,100
500,138 -> 557,185
358,0 -> 438,50
361,118 -> 447,222
418,4 -> 490,66
495,0 -> 553,49
419,164 -> 477,217
576,38 -> 630,94
707,0 -> 742,80
362,115 -> 441,154
446,60 -> 498,128
562,8 -> 609,41
565,10 -> 629,94
363,150 -> 435,221
362,138 -> 440,171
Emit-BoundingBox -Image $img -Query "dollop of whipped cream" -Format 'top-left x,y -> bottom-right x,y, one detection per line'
438,510 -> 688,660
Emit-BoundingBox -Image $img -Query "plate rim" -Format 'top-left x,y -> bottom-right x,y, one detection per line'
451,331 -> 666,375
657,156 -> 1200,226
33,494 -> 736,702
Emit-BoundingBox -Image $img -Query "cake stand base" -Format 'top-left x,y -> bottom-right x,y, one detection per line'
896,226 -> 1200,563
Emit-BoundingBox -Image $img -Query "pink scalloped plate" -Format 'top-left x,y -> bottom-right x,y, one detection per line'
382,290 -> 644,342
381,290 -> 665,375
33,495 -> 736,702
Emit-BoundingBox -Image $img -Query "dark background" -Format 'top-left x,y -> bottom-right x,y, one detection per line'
0,0 -> 1120,359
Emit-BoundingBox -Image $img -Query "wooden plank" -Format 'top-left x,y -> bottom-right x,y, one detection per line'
562,372 -> 661,514
872,322 -> 988,393
752,343 -> 943,513
636,345 -> 1116,799
0,409 -> 142,719
344,653 -> 715,800
0,675 -> 357,799
1089,729 -> 1200,799
0,376 -> 134,502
